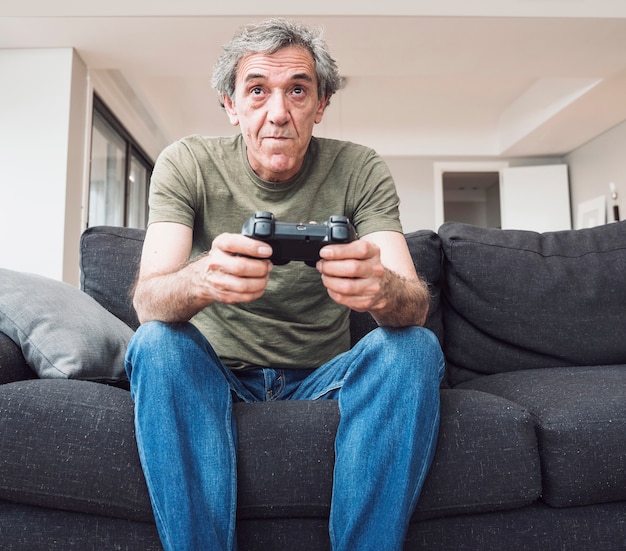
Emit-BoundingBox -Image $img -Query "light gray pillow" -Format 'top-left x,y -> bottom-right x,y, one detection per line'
0,268 -> 133,382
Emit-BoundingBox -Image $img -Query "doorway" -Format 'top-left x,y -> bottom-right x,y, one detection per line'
434,161 -> 509,229
443,171 -> 501,228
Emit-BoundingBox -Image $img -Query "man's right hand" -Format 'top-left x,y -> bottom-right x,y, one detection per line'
132,222 -> 273,324
195,233 -> 273,305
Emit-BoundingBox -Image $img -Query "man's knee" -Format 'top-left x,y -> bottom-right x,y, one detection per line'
126,321 -> 208,382
359,325 -> 440,354
130,321 -> 199,349
358,326 -> 444,382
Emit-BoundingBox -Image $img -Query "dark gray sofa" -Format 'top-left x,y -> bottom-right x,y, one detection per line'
1,220 -> 626,550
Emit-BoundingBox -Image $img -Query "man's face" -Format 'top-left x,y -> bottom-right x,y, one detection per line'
223,46 -> 328,182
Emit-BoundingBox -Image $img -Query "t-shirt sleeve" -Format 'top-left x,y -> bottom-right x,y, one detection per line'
147,140 -> 198,228
348,148 -> 403,237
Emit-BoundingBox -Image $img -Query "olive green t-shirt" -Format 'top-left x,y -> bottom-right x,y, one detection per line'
148,134 -> 403,369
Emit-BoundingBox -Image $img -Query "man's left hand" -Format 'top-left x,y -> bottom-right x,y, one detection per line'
316,240 -> 386,313
316,232 -> 430,327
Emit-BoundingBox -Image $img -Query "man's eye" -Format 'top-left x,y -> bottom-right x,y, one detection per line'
251,87 -> 263,95
292,87 -> 304,95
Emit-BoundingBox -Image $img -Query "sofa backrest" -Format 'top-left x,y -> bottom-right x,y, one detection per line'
80,226 -> 143,330
439,220 -> 626,386
81,222 -> 626,387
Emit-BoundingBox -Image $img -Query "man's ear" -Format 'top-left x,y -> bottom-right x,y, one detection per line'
314,95 -> 329,124
223,95 -> 239,126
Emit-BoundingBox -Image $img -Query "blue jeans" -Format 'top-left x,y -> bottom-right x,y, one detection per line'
125,321 -> 444,551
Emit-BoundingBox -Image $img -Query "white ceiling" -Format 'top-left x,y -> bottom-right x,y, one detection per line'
2,2 -> 626,160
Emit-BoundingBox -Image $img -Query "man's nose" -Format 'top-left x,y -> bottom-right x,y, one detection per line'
267,93 -> 290,125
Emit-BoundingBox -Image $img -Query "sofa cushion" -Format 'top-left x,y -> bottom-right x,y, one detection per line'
0,379 -> 152,521
0,269 -> 132,383
236,400 -> 339,519
414,389 -> 540,520
458,365 -> 626,508
407,501 -> 626,551
230,391 -> 541,521
350,229 -> 443,346
439,220 -> 626,385
80,226 -> 144,330
0,500 -> 162,551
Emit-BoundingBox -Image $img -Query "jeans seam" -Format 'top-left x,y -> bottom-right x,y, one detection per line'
225,394 -> 237,550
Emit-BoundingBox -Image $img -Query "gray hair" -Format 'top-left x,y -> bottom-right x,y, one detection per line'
211,18 -> 342,107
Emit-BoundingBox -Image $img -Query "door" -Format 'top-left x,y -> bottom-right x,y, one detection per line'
499,164 -> 571,232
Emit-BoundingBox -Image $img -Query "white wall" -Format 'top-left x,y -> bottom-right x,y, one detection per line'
0,49 -> 88,285
566,120 -> 626,227
384,157 -> 438,232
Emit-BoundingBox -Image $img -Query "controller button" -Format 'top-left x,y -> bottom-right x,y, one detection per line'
254,221 -> 272,237
331,226 -> 349,241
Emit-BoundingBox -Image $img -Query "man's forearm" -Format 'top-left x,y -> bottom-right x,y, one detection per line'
133,263 -> 209,324
368,269 -> 430,328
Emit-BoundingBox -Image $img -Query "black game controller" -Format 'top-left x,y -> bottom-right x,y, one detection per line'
241,211 -> 357,266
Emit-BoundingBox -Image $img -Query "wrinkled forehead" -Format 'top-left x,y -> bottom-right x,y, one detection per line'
234,46 -> 317,86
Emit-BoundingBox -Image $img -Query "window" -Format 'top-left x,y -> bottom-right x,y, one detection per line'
88,96 -> 153,229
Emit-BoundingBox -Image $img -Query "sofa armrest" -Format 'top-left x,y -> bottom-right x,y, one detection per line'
0,331 -> 36,384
